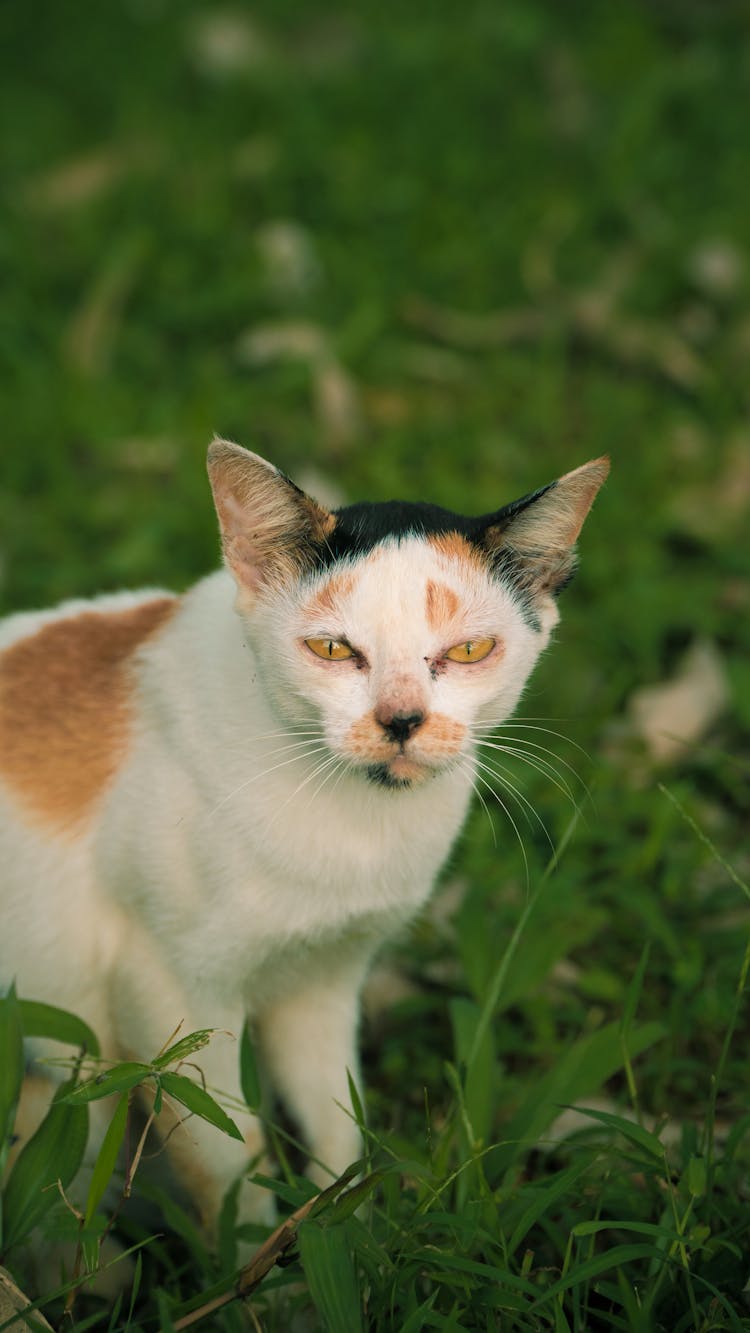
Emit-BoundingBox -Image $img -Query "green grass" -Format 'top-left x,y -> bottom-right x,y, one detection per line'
1,0 -> 749,1327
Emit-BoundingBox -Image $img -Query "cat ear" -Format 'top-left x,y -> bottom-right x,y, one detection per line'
478,456 -> 610,595
207,439 -> 336,597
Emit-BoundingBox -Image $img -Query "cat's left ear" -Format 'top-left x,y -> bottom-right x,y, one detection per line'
207,439 -> 335,599
478,456 -> 610,595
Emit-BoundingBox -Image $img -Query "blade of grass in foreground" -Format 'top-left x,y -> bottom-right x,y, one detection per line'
488,1018 -> 665,1179
466,803 -> 585,1076
297,1221 -> 364,1333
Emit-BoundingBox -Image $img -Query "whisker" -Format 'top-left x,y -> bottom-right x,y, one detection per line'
476,720 -> 592,762
304,755 -> 348,813
476,740 -> 581,808
253,728 -> 326,740
224,729 -> 325,749
458,759 -> 497,849
205,744 -> 330,819
471,754 -> 555,854
328,756 -> 355,801
475,731 -> 587,785
224,737 -> 326,760
222,736 -> 327,761
470,766 -> 530,888
271,752 -> 343,822
471,754 -> 536,832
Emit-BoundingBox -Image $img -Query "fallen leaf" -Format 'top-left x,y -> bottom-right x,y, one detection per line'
627,638 -> 730,764
362,963 -> 421,1025
255,219 -> 323,301
236,320 -> 329,365
687,238 -> 745,300
115,436 -> 180,473
312,357 -> 362,451
0,1265 -> 54,1331
64,234 -> 147,376
186,10 -> 271,77
20,146 -> 151,213
293,466 -> 346,511
670,433 -> 750,539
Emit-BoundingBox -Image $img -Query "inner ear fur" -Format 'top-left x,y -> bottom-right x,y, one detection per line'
207,438 -> 336,595
479,456 -> 610,595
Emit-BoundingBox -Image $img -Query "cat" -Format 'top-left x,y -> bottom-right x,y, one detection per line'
0,439 -> 608,1246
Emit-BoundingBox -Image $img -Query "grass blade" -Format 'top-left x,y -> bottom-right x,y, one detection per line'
2,1079 -> 89,1250
62,1063 -> 151,1103
528,1244 -> 660,1313
84,1090 -> 129,1226
298,1220 -> 363,1333
239,1021 -> 262,1110
490,1020 -> 665,1178
152,1028 -> 215,1070
0,984 -> 24,1190
18,999 -> 100,1057
563,1104 -> 664,1159
508,1159 -> 591,1254
159,1071 -> 243,1140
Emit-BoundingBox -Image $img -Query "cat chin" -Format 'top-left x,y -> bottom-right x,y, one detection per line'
364,760 -> 437,790
365,763 -> 418,789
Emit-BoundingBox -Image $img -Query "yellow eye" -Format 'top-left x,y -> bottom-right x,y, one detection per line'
305,637 -> 354,661
445,637 -> 496,664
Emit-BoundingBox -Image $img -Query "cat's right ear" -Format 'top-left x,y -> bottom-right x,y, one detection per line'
207,439 -> 336,600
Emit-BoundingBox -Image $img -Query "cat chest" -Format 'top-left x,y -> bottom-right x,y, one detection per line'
142,847 -> 432,1002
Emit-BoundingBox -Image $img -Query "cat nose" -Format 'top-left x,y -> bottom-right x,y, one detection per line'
378,710 -> 425,744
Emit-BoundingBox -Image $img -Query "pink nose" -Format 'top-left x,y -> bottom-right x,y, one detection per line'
376,710 -> 425,744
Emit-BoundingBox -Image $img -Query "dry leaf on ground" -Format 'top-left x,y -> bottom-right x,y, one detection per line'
627,638 -> 730,764
186,10 -> 272,77
0,1266 -> 53,1332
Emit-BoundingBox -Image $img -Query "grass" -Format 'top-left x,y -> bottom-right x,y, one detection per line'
1,0 -> 749,1327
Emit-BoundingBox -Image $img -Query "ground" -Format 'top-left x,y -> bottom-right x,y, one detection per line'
0,1 -> 749,1327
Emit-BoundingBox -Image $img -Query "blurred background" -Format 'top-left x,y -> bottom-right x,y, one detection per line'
1,0 -> 749,1186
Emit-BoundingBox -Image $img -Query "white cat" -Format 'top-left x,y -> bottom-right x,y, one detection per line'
0,440 -> 608,1238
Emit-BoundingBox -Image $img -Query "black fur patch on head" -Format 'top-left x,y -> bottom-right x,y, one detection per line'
323,500 -> 477,563
308,488 -> 562,628
321,485 -> 558,567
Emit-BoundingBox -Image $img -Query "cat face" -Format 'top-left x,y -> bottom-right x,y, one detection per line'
251,538 -> 545,788
208,441 -> 609,788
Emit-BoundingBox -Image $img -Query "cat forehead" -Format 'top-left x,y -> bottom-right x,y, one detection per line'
300,533 -> 506,629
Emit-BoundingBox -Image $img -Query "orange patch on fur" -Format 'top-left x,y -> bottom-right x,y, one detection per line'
425,579 -> 460,631
428,532 -> 486,573
421,712 -> 465,752
0,597 -> 176,834
306,571 -> 355,618
345,712 -> 387,760
344,709 -> 465,763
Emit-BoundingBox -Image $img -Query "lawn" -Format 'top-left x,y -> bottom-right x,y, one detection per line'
1,0 -> 749,1328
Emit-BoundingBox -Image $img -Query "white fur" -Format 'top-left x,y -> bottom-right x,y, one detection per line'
0,533 -> 555,1230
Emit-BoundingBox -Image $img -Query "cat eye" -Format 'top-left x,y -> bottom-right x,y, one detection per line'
305,637 -> 355,661
444,637 -> 496,664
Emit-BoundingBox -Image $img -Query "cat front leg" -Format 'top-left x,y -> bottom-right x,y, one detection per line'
146,1025 -> 276,1235
255,954 -> 371,1186
110,948 -> 275,1238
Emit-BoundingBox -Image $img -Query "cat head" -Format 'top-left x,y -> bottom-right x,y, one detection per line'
208,440 -> 608,789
